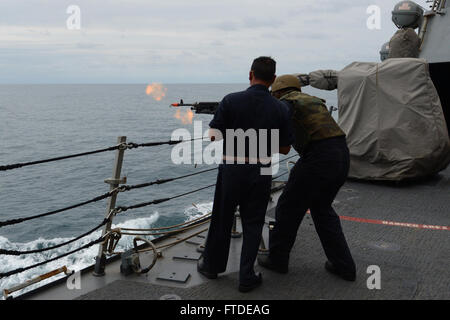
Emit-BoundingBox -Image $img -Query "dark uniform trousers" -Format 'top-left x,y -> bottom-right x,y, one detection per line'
269,136 -> 356,274
203,163 -> 272,285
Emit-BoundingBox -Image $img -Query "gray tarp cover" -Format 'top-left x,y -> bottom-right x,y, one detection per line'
309,69 -> 338,90
388,28 -> 420,59
337,58 -> 450,181
294,70 -> 338,90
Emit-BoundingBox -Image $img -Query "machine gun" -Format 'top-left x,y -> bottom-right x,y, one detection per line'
171,99 -> 337,116
171,99 -> 219,115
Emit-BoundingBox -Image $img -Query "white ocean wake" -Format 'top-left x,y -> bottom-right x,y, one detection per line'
0,202 -> 213,299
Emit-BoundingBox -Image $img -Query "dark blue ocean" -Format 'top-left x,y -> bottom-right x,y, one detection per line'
0,84 -> 337,296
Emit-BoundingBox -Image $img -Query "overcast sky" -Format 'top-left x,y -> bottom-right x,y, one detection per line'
0,0 -> 430,83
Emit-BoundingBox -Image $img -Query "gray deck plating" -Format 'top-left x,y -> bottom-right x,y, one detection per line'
24,168 -> 450,300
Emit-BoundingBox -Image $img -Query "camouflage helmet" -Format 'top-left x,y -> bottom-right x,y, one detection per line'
271,74 -> 302,93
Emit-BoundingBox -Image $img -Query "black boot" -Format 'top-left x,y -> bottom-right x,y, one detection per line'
197,257 -> 218,279
257,255 -> 288,274
324,261 -> 356,281
239,273 -> 263,293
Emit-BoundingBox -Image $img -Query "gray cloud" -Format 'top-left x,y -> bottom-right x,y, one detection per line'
0,0 -> 431,83
76,42 -> 103,49
214,21 -> 239,31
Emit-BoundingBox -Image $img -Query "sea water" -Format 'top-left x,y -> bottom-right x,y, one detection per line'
0,84 -> 337,297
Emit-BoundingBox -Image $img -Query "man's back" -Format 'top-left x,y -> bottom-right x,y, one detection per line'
221,85 -> 290,130
210,84 -> 292,160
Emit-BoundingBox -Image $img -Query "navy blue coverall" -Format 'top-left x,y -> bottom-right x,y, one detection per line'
202,84 -> 293,285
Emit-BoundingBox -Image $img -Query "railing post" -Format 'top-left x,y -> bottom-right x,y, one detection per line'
93,136 -> 127,277
231,206 -> 242,238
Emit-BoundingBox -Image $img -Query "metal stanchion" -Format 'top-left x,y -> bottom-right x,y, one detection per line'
259,221 -> 275,255
231,206 -> 242,238
93,136 -> 127,276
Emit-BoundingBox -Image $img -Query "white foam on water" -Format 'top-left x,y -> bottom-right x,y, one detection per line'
185,202 -> 213,221
0,202 -> 213,299
0,212 -> 160,299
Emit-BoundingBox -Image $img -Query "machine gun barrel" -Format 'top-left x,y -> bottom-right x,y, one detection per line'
171,99 -> 219,115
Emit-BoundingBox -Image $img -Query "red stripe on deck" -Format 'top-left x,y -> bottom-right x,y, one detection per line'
305,210 -> 449,231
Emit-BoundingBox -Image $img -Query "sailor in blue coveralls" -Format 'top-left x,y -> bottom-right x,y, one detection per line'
197,57 -> 293,293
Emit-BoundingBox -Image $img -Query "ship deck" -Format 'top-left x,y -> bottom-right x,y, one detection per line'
21,166 -> 450,300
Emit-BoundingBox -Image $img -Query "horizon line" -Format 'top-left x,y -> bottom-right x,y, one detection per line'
0,82 -> 249,85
